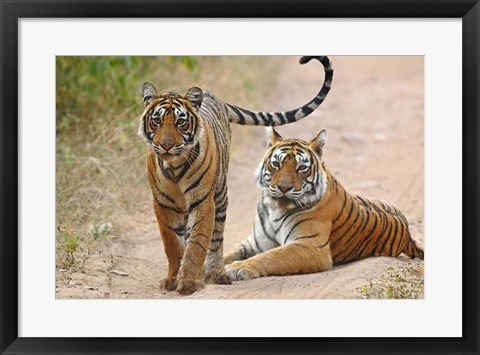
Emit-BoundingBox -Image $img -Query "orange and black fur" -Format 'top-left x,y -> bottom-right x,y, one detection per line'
138,56 -> 333,294
224,129 -> 424,281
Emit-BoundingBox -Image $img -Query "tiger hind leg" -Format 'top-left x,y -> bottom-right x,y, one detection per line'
204,231 -> 231,285
204,196 -> 231,285
383,224 -> 424,260
403,237 -> 424,259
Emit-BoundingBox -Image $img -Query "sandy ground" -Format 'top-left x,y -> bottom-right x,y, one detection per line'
56,56 -> 424,299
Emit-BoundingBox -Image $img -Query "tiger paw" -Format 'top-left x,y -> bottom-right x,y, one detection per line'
204,269 -> 232,285
160,277 -> 177,291
176,278 -> 205,295
225,262 -> 260,281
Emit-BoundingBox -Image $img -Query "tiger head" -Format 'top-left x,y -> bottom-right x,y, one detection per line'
256,128 -> 329,208
138,82 -> 204,160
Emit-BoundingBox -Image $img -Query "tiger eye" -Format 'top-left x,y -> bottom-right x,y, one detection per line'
176,118 -> 187,127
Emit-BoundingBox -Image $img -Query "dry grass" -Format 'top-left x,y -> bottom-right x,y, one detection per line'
357,259 -> 424,299
55,56 -> 281,271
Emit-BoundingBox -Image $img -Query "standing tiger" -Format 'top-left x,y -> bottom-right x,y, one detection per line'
138,56 -> 333,295
224,128 -> 424,281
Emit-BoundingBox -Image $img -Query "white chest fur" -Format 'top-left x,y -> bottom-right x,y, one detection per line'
254,196 -> 313,247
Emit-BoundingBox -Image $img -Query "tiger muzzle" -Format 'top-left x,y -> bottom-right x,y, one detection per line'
160,143 -> 174,151
277,183 -> 293,193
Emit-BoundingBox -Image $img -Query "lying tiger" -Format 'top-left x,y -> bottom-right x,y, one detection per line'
139,56 -> 333,295
224,128 -> 424,281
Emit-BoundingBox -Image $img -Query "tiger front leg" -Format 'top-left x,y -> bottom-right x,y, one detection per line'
154,203 -> 186,291
224,231 -> 278,265
176,193 -> 215,295
226,231 -> 332,281
223,240 -> 254,266
224,210 -> 280,266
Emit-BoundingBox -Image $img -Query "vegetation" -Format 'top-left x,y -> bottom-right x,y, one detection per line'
55,56 -> 280,271
358,261 -> 424,299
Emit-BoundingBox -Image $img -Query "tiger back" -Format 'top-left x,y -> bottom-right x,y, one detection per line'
224,128 -> 423,281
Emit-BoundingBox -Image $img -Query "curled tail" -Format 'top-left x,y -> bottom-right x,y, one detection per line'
226,56 -> 333,126
404,236 -> 424,260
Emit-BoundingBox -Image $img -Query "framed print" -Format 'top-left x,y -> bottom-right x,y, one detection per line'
1,1 -> 479,355
53,54 -> 426,301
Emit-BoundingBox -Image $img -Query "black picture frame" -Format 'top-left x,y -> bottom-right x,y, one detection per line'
1,1 -> 478,354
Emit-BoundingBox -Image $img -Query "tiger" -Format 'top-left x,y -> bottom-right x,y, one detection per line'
138,56 -> 334,295
224,128 -> 424,281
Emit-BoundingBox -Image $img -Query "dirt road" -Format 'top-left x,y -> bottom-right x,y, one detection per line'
56,56 -> 424,299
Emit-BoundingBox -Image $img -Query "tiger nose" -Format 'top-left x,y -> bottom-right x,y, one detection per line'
160,143 -> 174,151
278,184 -> 293,193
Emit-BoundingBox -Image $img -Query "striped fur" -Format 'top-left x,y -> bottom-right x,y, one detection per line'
139,56 -> 333,295
224,129 -> 424,281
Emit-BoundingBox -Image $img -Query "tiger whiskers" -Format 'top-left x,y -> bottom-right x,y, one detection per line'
293,198 -> 305,209
150,143 -> 165,155
182,147 -> 197,167
293,197 -> 313,211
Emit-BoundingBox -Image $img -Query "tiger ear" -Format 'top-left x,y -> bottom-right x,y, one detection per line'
267,127 -> 283,147
310,129 -> 328,156
141,82 -> 159,107
185,87 -> 204,110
